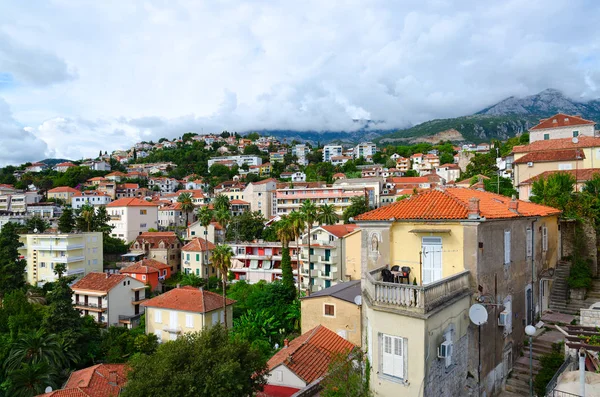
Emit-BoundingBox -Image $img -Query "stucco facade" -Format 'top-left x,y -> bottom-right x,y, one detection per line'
107,198 -> 159,243
301,295 -> 362,346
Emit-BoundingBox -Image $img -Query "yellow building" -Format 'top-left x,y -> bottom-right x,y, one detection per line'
142,286 -> 235,343
356,188 -> 561,397
19,231 -> 103,286
47,186 -> 80,202
300,280 -> 361,346
181,237 -> 218,278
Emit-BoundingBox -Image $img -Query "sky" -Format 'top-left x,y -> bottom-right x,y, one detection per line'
1,0 -> 600,166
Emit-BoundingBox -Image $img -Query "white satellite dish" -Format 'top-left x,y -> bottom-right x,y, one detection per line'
469,303 -> 488,325
354,295 -> 362,306
45,386 -> 53,393
572,137 -> 579,144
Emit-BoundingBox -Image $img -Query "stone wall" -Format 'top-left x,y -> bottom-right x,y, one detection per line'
580,305 -> 600,327
560,220 -> 598,276
425,334 -> 469,397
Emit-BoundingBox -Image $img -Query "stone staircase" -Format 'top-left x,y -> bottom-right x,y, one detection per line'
505,330 -> 564,396
548,261 -> 570,313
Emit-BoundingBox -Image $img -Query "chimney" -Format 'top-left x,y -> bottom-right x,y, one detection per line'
176,283 -> 181,288
468,198 -> 480,219
105,273 -> 109,279
509,195 -> 519,213
283,339 -> 289,348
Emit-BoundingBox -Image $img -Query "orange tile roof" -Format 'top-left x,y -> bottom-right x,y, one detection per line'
72,273 -> 128,293
38,364 -> 128,397
132,232 -> 179,248
106,197 -> 158,207
120,259 -> 170,274
119,183 -> 139,189
48,186 -> 79,194
355,188 -> 561,221
73,190 -> 109,197
266,325 -> 356,384
56,162 -> 76,167
455,174 -> 489,186
388,176 -> 428,184
530,113 -> 595,131
181,238 -> 216,252
513,149 -> 584,164
141,286 -> 235,313
106,171 -> 127,177
230,199 -> 250,205
520,168 -> 600,185
253,178 -> 278,185
320,224 -> 358,238
159,202 -> 183,211
512,136 -> 600,153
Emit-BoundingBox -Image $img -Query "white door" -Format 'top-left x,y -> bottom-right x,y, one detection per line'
422,237 -> 442,284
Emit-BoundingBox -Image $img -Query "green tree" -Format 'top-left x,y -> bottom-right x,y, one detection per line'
93,205 -> 113,235
462,152 -> 498,179
213,194 -> 231,212
246,132 -> 260,141
196,206 -> 213,250
343,196 -> 369,224
4,329 -> 68,372
123,326 -> 267,397
209,163 -> 231,180
300,200 -> 318,291
76,204 -> 95,232
276,216 -> 296,292
177,192 -> 194,227
25,216 -> 49,233
289,211 -> 306,297
483,176 -> 518,198
4,361 -> 56,397
243,144 -> 261,155
0,222 -> 27,297
321,349 -> 372,397
211,245 -> 233,328
225,211 -> 266,242
318,203 -> 338,226
57,207 -> 75,233
214,208 -> 231,235
530,172 -> 576,214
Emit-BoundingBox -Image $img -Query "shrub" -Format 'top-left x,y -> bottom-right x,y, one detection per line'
533,343 -> 564,396
567,258 -> 593,290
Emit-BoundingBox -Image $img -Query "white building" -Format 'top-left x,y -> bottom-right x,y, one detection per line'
243,179 -> 277,217
207,155 -> 262,168
331,156 -> 352,166
72,273 -> 147,328
72,191 -> 113,210
435,163 -> 461,183
107,198 -> 159,242
292,144 -> 310,166
82,160 -> 111,171
354,142 -> 377,160
529,113 -> 596,144
149,177 -> 180,193
322,145 -> 343,162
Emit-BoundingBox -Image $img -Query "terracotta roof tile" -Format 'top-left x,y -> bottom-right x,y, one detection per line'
131,232 -> 180,248
37,364 -> 128,397
266,325 -> 356,384
356,188 -> 560,221
520,168 -> 600,185
141,287 -> 235,313
48,186 -> 80,194
72,273 -> 128,292
513,149 -> 584,164
512,136 -> 600,153
56,162 -> 77,167
120,259 -> 170,274
320,224 -> 358,238
230,199 -> 250,205
530,113 -> 595,131
181,238 -> 216,252
107,197 -> 158,207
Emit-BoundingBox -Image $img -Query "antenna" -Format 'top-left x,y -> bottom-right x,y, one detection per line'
354,295 -> 362,306
469,303 -> 488,325
45,387 -> 53,393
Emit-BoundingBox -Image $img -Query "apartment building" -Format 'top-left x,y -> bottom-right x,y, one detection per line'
107,198 -> 159,242
19,231 -> 103,286
412,153 -> 440,175
72,191 -> 112,210
207,155 -> 262,168
120,258 -> 171,291
230,199 -> 250,216
72,272 -> 146,328
54,162 -> 77,172
269,151 -> 287,163
82,160 -> 111,171
27,203 -> 62,219
0,191 -> 42,213
395,156 -> 410,172
25,162 -> 47,173
142,286 -> 235,342
47,186 -> 80,202
435,163 -> 461,182
148,177 -> 179,193
529,113 -> 596,144
280,171 -> 307,182
229,241 -> 299,284
354,142 -> 377,160
181,238 -> 217,278
275,185 -> 369,216
129,231 -> 182,273
292,144 -> 309,166
355,188 -> 561,396
158,202 -> 194,229
333,177 -> 383,208
322,145 -> 343,162
299,225 -> 359,291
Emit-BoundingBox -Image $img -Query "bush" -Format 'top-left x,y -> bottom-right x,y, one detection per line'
533,343 -> 564,397
567,258 -> 593,290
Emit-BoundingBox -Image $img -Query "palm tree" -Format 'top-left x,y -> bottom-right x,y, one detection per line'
214,208 -> 232,240
300,200 -> 318,293
5,361 -> 56,397
289,211 -> 306,297
4,329 -> 67,372
80,205 -> 95,232
196,206 -> 213,252
25,289 -> 46,305
211,244 -> 233,327
177,192 -> 194,228
213,194 -> 231,212
317,203 -> 338,226
276,216 -> 296,291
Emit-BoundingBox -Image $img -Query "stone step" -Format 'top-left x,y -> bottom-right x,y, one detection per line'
505,377 -> 530,395
514,359 -> 541,372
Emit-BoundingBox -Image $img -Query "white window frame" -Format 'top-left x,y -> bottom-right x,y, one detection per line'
185,314 -> 193,328
154,309 -> 162,324
379,333 -> 407,382
504,230 -> 511,265
212,312 -> 218,325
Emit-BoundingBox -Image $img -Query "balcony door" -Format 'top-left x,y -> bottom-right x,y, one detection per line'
422,237 -> 442,285
170,311 -> 178,329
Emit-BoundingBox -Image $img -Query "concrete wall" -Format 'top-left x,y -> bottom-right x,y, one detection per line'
106,277 -> 145,326
301,296 -> 361,346
529,124 -> 595,143
343,231 -> 362,281
145,306 -> 233,342
560,220 -> 598,277
109,205 -> 159,243
267,364 -> 306,389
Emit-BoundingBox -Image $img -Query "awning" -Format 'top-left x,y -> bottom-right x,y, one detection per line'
121,253 -> 143,258
250,260 -> 259,269
231,259 -> 244,269
409,229 -> 451,234
263,260 -> 273,270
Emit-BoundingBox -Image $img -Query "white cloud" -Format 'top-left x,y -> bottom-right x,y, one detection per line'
0,0 -> 599,164
0,98 -> 48,166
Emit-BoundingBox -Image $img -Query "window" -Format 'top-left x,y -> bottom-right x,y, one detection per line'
324,304 -> 335,317
381,334 -> 405,380
185,314 -> 193,328
142,275 -> 146,281
573,131 -> 579,137
196,268 -> 199,276
212,312 -> 218,325
543,133 -> 550,140
155,310 -> 162,323
186,254 -> 190,261
140,223 -> 147,228
329,235 -> 335,242
526,228 -> 532,257
140,209 -> 147,215
196,254 -> 200,261
504,230 -> 511,264
191,231 -> 196,236
542,226 -> 548,252
313,234 -> 317,240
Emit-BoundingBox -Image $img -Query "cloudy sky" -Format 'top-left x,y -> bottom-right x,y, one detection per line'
1,0 -> 599,165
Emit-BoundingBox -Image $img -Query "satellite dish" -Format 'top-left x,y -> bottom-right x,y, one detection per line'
469,304 -> 488,325
572,137 -> 579,144
354,295 -> 362,306
45,386 -> 53,393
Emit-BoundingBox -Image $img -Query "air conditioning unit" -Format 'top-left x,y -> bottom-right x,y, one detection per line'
527,162 -> 534,167
438,341 -> 453,367
498,311 -> 510,327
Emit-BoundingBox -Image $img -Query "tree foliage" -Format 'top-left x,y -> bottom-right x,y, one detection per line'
0,222 -> 26,297
57,207 -> 75,233
225,211 -> 266,242
343,196 -> 370,224
321,349 -> 372,397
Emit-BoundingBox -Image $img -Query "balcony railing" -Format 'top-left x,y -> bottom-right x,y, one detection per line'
163,325 -> 182,333
29,244 -> 84,251
74,301 -> 107,310
364,266 -> 471,314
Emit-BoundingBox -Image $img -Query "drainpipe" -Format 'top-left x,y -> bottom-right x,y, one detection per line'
579,348 -> 586,397
531,219 -> 537,323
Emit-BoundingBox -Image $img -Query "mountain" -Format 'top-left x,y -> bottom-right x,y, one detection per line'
377,89 -> 600,144
38,158 -> 73,167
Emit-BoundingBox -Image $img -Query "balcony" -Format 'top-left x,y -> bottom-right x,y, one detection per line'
52,256 -> 86,264
119,313 -> 142,326
163,325 -> 182,334
318,270 -> 335,280
364,266 -> 471,315
131,296 -> 146,305
74,301 -> 107,311
29,244 -> 84,251
110,215 -> 121,221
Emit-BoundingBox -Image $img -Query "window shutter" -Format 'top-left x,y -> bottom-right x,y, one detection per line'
393,337 -> 404,378
526,228 -> 532,257
382,335 -> 394,376
155,310 -> 162,324
504,231 -> 511,264
220,311 -> 225,323
542,227 -> 548,252
212,312 -> 218,325
186,314 -> 193,328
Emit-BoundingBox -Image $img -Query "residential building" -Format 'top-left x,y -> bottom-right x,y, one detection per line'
229,241 -> 299,284
300,280 -> 362,345
435,163 -> 461,182
105,171 -> 127,182
292,144 -> 309,166
107,198 -> 159,242
27,202 -> 62,219
279,171 -> 306,182
0,214 -> 26,231
412,153 -> 440,175
322,145 -> 343,162
230,199 -> 251,216
330,155 -> 352,166
299,225 -> 359,291
354,142 -> 377,160
129,231 -> 182,272
518,168 -> 600,199
185,178 -> 208,191
269,150 -> 287,163
0,191 -> 41,214
207,155 -> 262,168
97,181 -> 117,199
181,238 -> 217,278
40,364 -> 128,396
142,286 -> 235,342
355,188 -> 561,397
115,183 -> 141,199
25,162 -> 47,173
512,136 -> 600,193
158,202 -> 194,229
47,186 -> 79,203
333,177 -> 384,208
19,232 -> 103,286
54,161 -> 77,172
529,113 -> 596,144
386,175 -> 442,190
360,166 -> 382,178
186,221 -> 224,244
264,325 -> 355,395
72,191 -> 112,210
72,272 -> 146,328
148,177 -> 180,193
275,185 -> 369,216
120,258 -> 171,291
82,160 -> 111,171
173,189 -> 208,206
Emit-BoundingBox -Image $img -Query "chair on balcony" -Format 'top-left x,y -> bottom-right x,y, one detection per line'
381,268 -> 394,283
390,265 -> 400,272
